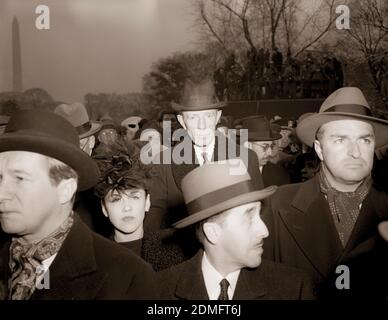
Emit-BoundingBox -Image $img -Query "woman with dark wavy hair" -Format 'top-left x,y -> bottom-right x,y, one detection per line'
93,140 -> 184,271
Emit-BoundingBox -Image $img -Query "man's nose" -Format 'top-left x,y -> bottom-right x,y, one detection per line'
197,116 -> 206,129
0,179 -> 13,202
254,215 -> 269,239
348,141 -> 361,158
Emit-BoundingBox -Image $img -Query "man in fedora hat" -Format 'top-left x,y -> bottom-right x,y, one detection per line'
263,87 -> 388,299
0,110 -> 157,300
241,115 -> 291,187
157,159 -> 314,300
146,79 -> 261,232
54,102 -> 102,156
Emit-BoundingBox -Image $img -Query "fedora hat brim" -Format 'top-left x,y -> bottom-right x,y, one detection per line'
247,132 -> 282,141
171,101 -> 227,112
236,131 -> 282,141
0,133 -> 99,191
79,121 -> 102,139
297,112 -> 388,148
173,185 -> 277,229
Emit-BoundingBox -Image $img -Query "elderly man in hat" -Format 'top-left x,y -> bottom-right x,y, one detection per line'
241,115 -> 291,187
157,159 -> 314,300
263,87 -> 388,299
0,110 -> 157,300
146,79 -> 261,232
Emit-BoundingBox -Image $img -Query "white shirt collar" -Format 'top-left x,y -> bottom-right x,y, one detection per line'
201,252 -> 241,300
193,138 -> 216,166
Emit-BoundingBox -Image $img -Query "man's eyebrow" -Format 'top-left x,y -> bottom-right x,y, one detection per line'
329,134 -> 347,138
9,169 -> 32,177
359,133 -> 375,138
329,133 -> 375,138
244,206 -> 258,216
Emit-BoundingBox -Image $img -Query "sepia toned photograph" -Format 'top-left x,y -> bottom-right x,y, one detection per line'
0,0 -> 388,308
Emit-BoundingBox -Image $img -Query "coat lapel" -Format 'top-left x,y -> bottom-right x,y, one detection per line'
171,141 -> 199,190
278,176 -> 343,277
339,187 -> 383,262
174,250 -> 209,300
233,268 -> 267,300
31,215 -> 107,300
0,236 -> 10,300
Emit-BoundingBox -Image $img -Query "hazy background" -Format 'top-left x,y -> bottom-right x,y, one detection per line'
0,0 -> 198,102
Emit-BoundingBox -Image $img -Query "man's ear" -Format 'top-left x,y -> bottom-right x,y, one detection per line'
145,193 -> 151,212
57,178 -> 77,205
203,221 -> 222,245
314,139 -> 324,161
177,114 -> 187,130
101,200 -> 109,218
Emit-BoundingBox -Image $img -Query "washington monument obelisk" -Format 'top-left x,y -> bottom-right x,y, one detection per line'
12,16 -> 23,92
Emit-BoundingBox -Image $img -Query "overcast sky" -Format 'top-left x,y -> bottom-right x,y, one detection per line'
0,0 -> 198,102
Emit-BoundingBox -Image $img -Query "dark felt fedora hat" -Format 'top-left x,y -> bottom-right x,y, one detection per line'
171,79 -> 226,112
239,115 -> 282,141
173,159 -> 277,228
297,87 -> 388,148
0,110 -> 99,191
54,102 -> 102,139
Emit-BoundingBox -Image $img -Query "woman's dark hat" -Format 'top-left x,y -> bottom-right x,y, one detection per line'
0,110 -> 99,191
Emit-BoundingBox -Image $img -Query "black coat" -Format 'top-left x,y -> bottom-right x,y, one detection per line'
262,162 -> 291,187
263,175 -> 388,299
157,250 -> 314,300
0,215 -> 157,300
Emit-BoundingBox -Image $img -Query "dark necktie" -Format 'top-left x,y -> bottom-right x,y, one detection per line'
217,278 -> 230,300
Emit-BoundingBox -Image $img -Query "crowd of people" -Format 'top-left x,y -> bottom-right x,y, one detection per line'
214,49 -> 345,101
0,79 -> 388,301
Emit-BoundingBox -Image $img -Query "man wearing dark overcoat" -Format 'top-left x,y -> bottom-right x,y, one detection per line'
157,159 -> 314,300
0,110 -> 157,300
263,87 -> 388,299
145,79 -> 262,260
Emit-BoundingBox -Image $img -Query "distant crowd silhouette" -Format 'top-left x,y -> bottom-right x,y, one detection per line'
214,48 -> 345,101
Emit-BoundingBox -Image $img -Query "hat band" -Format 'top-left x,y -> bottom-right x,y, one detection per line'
76,121 -> 92,136
186,179 -> 261,216
324,104 -> 372,116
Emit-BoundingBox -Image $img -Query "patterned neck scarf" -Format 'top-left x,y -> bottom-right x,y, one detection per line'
8,213 -> 74,300
318,167 -> 371,248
